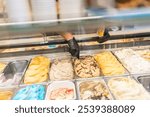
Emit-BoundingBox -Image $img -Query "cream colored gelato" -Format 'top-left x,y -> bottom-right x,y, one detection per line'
79,81 -> 112,100
108,77 -> 150,100
50,59 -> 74,80
114,49 -> 150,74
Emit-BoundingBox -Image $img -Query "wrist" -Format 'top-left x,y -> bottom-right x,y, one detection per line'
61,32 -> 74,41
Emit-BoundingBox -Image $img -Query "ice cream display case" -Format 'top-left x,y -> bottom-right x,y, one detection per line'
0,8 -> 150,100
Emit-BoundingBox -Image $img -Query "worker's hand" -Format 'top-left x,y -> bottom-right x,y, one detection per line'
67,37 -> 80,59
97,27 -> 110,43
61,32 -> 80,58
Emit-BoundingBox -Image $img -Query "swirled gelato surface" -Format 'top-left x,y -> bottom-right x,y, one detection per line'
50,59 -> 74,80
94,51 -> 125,76
24,56 -> 50,84
13,85 -> 45,100
74,56 -> 100,78
49,88 -> 74,100
108,77 -> 150,100
114,49 -> 150,74
79,81 -> 112,100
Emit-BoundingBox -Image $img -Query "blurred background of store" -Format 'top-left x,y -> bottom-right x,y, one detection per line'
0,0 -> 149,56
87,0 -> 150,9
0,0 -> 150,23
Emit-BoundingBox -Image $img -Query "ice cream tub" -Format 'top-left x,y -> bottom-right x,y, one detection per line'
94,51 -> 129,77
45,81 -> 76,100
0,60 -> 29,87
49,58 -> 75,81
12,84 -> 46,100
137,75 -> 150,92
22,56 -> 51,85
73,55 -> 102,80
106,76 -> 150,100
76,78 -> 114,100
112,48 -> 150,75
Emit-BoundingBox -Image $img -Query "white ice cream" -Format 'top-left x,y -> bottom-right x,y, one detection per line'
50,59 -> 74,80
114,49 -> 150,74
108,77 -> 150,100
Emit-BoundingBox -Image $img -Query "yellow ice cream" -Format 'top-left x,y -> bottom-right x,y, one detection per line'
0,63 -> 6,73
94,51 -> 125,76
24,56 -> 50,84
0,91 -> 13,100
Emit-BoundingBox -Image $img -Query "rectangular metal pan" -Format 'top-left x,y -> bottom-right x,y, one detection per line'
72,55 -> 103,81
49,57 -> 75,82
76,78 -> 114,100
111,48 -> 150,76
21,56 -> 50,85
12,84 -> 47,100
0,60 -> 29,87
105,75 -> 150,100
45,81 -> 76,100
